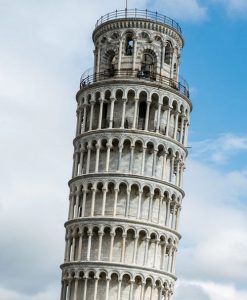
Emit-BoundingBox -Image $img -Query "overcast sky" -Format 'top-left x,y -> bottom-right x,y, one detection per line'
0,0 -> 247,299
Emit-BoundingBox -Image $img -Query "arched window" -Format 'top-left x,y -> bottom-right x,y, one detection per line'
125,33 -> 134,56
164,42 -> 173,65
138,102 -> 147,130
141,54 -> 154,77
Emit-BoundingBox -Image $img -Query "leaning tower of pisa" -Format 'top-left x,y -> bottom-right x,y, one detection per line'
60,9 -> 191,300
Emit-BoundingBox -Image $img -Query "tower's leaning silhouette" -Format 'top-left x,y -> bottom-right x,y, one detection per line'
60,9 -> 192,300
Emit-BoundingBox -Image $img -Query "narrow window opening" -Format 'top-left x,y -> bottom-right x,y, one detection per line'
126,34 -> 134,56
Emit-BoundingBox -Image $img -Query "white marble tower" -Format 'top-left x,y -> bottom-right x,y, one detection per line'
60,9 -> 192,300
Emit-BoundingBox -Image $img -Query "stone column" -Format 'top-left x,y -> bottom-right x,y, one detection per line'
67,280 -> 72,300
77,232 -> 83,261
101,186 -> 107,216
96,47 -> 101,74
173,112 -> 179,140
93,277 -> 99,300
95,143 -> 101,173
129,280 -> 134,299
132,98 -> 139,129
76,109 -> 82,136
86,230 -> 93,261
105,278 -> 110,300
145,100 -> 151,131
60,280 -> 66,300
117,280 -> 122,300
140,282 -> 145,300
132,236 -> 138,264
175,206 -> 181,230
179,115 -> 185,144
68,194 -> 74,220
162,243 -> 168,270
117,145 -> 123,172
171,204 -> 177,229
175,160 -> 181,186
118,39 -> 123,71
89,101 -> 95,131
158,196 -> 163,224
70,236 -> 76,261
109,98 -> 115,128
81,189 -> 87,217
184,120 -> 190,146
169,155 -> 175,183
105,142 -> 111,172
125,189 -> 131,217
73,277 -> 79,300
97,231 -> 104,261
79,148 -> 85,175
152,148 -> 158,177
86,144 -> 92,174
121,233 -> 127,263
98,99 -> 104,129
81,105 -> 87,133
73,152 -> 79,177
153,239 -> 159,268
129,145 -> 135,173
137,191 -> 143,219
83,277 -> 88,300
144,237 -> 150,265
66,237 -> 71,262
121,98 -> 127,128
90,187 -> 96,217
171,248 -> 177,273
113,188 -> 119,217
165,107 -> 171,136
179,164 -> 185,188
156,103 -> 162,133
132,39 -> 137,71
109,231 -> 115,261
148,193 -> 154,222
162,152 -> 168,181
165,198 -> 171,227
141,147 -> 147,175
75,192 -> 80,218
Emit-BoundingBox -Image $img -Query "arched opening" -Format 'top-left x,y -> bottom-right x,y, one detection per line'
140,53 -> 155,78
165,42 -> 173,65
125,90 -> 135,128
138,102 -> 147,130
125,33 -> 134,56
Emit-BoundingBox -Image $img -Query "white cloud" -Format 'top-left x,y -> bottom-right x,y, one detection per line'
213,0 -> 247,15
0,286 -> 58,300
191,133 -> 247,163
175,281 -> 247,300
147,0 -> 207,21
178,156 -> 247,275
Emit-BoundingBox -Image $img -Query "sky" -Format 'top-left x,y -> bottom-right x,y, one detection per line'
0,0 -> 247,299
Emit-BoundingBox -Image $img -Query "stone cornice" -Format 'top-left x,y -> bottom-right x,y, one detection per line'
60,261 -> 177,281
73,128 -> 188,156
76,78 -> 192,111
64,217 -> 182,240
68,173 -> 185,197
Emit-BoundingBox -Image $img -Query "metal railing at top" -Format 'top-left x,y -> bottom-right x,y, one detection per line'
95,9 -> 182,34
80,69 -> 190,99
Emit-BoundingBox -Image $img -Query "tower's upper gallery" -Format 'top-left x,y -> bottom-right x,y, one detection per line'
93,9 -> 183,45
91,9 -> 186,91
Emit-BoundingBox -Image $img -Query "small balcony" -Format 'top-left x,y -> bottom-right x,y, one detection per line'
95,9 -> 182,34
80,69 -> 190,99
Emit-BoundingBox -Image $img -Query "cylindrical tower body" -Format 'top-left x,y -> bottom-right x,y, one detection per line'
60,9 -> 192,300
